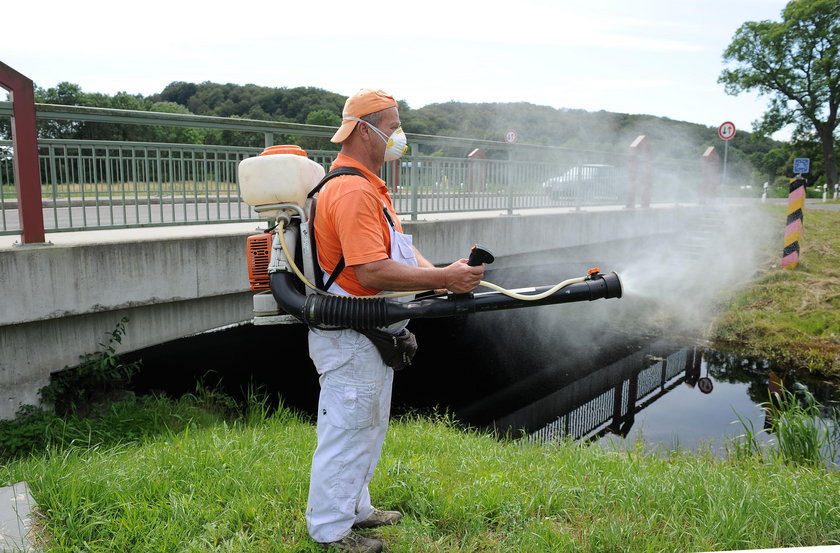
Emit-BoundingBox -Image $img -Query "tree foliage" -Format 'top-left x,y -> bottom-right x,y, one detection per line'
154,81 -> 346,124
719,0 -> 840,186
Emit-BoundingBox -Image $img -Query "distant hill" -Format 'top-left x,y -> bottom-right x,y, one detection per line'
9,80 -> 795,185
151,81 -> 782,163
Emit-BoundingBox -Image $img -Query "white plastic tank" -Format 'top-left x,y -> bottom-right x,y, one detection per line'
238,145 -> 326,217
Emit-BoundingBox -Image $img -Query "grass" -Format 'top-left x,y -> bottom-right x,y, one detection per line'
766,387 -> 840,467
2,395 -> 839,553
711,204 -> 840,377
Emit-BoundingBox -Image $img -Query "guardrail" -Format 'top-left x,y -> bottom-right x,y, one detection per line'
0,102 -> 705,235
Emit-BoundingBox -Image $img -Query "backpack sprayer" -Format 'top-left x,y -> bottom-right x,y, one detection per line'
239,145 -> 622,329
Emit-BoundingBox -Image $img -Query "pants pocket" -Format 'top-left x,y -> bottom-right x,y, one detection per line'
322,382 -> 376,429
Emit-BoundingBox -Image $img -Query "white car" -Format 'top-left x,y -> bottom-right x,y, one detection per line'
542,164 -> 620,200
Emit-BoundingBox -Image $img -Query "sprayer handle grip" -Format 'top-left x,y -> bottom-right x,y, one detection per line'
467,245 -> 495,266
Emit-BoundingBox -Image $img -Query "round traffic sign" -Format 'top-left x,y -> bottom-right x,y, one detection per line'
718,121 -> 736,141
504,129 -> 518,144
698,377 -> 714,394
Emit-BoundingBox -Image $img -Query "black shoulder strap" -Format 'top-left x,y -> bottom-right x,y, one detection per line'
310,166 -> 369,291
308,166 -> 366,199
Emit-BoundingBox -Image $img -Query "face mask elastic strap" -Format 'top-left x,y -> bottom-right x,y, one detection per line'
344,116 -> 389,143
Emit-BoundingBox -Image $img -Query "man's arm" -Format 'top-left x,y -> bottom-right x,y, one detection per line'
354,257 -> 483,294
413,246 -> 435,269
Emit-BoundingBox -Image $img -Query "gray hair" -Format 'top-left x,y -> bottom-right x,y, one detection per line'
359,111 -> 384,128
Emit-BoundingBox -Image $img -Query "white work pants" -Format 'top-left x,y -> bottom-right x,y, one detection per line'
306,327 -> 394,543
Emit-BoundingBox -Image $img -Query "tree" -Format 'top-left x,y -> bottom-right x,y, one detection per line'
751,146 -> 793,185
719,0 -> 840,187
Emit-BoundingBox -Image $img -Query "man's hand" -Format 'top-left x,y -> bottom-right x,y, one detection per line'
442,258 -> 484,293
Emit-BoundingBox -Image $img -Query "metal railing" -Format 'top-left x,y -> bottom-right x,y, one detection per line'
0,102 -> 706,235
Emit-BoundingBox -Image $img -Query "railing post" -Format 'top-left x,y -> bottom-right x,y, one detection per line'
467,148 -> 486,193
506,149 -> 514,215
626,135 -> 651,209
1,62 -> 45,243
701,147 -> 720,204
409,145 -> 418,221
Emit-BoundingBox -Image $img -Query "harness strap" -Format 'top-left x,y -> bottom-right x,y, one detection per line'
307,167 -> 366,199
310,167 -> 393,292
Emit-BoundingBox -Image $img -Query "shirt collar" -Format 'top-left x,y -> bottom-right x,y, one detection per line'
332,153 -> 388,193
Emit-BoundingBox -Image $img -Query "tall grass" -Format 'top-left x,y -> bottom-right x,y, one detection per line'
729,385 -> 840,469
768,388 -> 839,467
2,399 -> 839,553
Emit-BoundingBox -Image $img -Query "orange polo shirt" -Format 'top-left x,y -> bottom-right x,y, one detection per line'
314,153 -> 403,296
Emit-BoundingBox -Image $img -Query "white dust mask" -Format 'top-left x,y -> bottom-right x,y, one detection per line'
346,117 -> 408,161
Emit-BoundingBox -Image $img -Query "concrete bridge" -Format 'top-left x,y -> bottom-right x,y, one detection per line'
0,204 -> 700,419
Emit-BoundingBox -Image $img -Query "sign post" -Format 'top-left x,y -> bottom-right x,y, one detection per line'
717,121 -> 736,189
782,173 -> 806,269
782,158 -> 812,267
504,130 -> 517,215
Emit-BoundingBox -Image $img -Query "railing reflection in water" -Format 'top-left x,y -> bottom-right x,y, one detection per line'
467,344 -> 705,444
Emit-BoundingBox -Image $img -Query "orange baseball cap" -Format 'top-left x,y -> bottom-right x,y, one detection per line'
330,88 -> 398,143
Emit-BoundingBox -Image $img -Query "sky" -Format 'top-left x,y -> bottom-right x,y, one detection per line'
3,0 -> 793,140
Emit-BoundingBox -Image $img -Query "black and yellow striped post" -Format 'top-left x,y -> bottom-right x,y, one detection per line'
782,175 -> 806,269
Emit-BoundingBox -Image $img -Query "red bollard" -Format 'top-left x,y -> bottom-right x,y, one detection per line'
1,62 -> 45,244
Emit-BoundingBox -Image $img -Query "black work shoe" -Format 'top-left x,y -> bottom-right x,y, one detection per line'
318,531 -> 383,553
353,508 -> 404,529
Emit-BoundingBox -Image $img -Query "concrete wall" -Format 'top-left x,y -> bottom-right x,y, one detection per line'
1,223 -> 259,419
0,208 -> 691,419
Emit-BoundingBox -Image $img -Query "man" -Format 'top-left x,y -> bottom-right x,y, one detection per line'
306,89 -> 484,552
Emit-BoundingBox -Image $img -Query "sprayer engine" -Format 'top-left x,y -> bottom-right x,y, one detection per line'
239,146 -> 623,327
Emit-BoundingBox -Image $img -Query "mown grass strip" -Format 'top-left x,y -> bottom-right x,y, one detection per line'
2,399 -> 839,553
712,204 -> 840,377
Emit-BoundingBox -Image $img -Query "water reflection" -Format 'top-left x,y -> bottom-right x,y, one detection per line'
451,341 -> 840,458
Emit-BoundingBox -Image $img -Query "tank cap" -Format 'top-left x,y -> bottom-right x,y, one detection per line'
259,145 -> 307,157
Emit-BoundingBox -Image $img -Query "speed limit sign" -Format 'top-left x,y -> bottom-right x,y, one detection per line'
718,121 -> 736,141
504,129 -> 518,144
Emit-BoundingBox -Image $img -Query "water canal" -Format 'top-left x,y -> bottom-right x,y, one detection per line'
126,285 -> 840,462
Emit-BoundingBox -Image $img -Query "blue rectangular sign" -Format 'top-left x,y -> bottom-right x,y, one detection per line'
793,158 -> 810,174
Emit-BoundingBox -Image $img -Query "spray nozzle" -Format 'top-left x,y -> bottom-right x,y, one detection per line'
467,244 -> 495,266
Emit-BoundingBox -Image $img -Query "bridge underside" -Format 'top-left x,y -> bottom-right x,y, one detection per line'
1,207 -> 700,419
1,292 -> 254,418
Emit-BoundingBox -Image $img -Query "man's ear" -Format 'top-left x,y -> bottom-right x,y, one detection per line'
356,121 -> 371,141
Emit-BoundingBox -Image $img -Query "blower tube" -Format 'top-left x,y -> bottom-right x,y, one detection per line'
270,265 -> 622,330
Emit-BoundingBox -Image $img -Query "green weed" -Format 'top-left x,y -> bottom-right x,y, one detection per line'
39,317 -> 141,417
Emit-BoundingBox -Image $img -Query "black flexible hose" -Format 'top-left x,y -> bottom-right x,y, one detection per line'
270,270 -> 622,328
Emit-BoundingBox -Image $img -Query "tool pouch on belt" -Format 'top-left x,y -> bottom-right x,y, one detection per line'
359,328 -> 418,371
